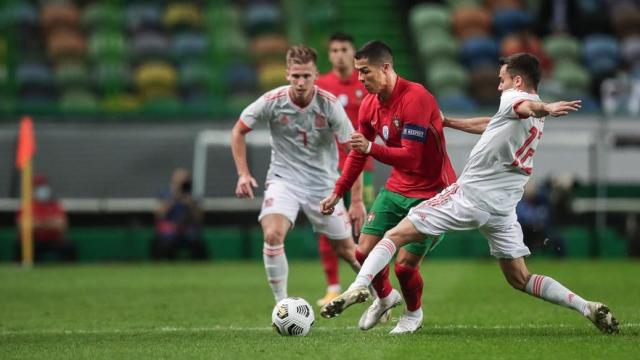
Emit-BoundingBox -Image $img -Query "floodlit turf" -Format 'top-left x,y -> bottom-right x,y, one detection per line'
0,260 -> 638,359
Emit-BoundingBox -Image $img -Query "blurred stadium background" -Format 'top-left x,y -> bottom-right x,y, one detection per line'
1,0 -> 640,262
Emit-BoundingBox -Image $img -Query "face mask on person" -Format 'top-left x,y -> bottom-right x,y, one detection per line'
34,186 -> 52,201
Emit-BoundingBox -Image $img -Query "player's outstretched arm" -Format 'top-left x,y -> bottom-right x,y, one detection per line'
231,120 -> 258,199
515,100 -> 582,118
441,111 -> 491,134
347,173 -> 366,236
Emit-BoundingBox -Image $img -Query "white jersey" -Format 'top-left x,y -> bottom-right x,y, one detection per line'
457,89 -> 545,214
240,85 -> 354,193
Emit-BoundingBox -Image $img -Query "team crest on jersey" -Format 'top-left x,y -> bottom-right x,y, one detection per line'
382,125 -> 389,140
315,113 -> 327,128
392,116 -> 402,129
367,211 -> 376,224
280,115 -> 288,125
355,89 -> 363,98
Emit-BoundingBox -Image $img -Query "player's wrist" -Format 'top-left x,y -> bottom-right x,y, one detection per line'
364,141 -> 372,154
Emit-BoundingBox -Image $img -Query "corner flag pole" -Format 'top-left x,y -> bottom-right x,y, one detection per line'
16,116 -> 36,267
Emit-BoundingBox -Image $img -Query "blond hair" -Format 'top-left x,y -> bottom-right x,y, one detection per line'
286,45 -> 317,67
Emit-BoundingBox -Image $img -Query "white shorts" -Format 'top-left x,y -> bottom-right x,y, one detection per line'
407,184 -> 530,259
258,181 -> 352,240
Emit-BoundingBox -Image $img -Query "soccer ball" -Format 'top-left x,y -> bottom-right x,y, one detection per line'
271,297 -> 315,336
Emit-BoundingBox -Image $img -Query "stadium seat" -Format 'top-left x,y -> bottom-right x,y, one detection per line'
621,35 -> 640,69
224,63 -> 258,95
1,2 -> 38,28
485,0 -> 525,11
47,29 -> 86,61
54,62 -> 89,89
452,6 -> 492,39
59,89 -> 98,113
611,3 -> 640,38
544,34 -> 581,63
258,63 -> 287,91
178,61 -> 212,90
100,94 -> 140,113
126,3 -> 162,32
88,30 -> 126,61
437,93 -> 477,113
172,32 -> 209,61
416,30 -> 458,64
130,31 -> 170,61
492,8 -> 532,39
583,34 -> 620,77
94,61 -> 130,93
426,60 -> 468,96
469,65 -> 500,105
135,62 -> 177,99
409,4 -> 450,35
245,3 -> 282,36
205,5 -> 241,30
164,3 -> 203,29
82,3 -> 123,30
552,61 -> 592,94
211,29 -> 249,58
444,0 -> 482,9
460,36 -> 500,70
40,3 -> 80,30
250,34 -> 288,62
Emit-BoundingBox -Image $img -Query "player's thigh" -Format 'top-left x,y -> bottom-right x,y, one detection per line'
258,181 -> 300,226
407,185 -> 488,237
361,189 -> 408,238
301,196 -> 351,240
479,215 -> 531,259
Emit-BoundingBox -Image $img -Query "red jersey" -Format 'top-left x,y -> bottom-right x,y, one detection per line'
334,77 -> 456,199
16,201 -> 66,242
316,70 -> 374,171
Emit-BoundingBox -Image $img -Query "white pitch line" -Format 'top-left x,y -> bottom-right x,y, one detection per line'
1,323 -> 638,336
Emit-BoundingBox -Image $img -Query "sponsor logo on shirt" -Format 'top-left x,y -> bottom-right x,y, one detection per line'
401,124 -> 427,142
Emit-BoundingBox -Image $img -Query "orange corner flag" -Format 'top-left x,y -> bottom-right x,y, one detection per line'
16,116 -> 36,169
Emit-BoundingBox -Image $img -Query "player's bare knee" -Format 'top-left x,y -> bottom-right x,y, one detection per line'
263,228 -> 286,246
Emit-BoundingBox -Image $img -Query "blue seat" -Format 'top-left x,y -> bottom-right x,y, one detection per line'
126,3 -> 162,32
460,36 -> 499,70
437,93 -> 477,113
172,32 -> 209,60
224,63 -> 257,94
131,31 -> 170,60
583,34 -> 620,77
245,3 -> 282,35
492,9 -> 532,39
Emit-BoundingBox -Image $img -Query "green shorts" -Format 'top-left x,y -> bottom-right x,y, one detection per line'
361,188 -> 444,256
342,171 -> 375,209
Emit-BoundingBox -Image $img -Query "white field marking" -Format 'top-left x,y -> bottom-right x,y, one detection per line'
1,323 -> 638,336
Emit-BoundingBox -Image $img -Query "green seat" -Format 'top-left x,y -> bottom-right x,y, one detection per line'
211,29 -> 248,57
552,60 -> 591,94
410,4 -> 450,35
82,3 -> 123,30
426,60 -> 468,96
544,34 -> 581,62
205,5 -> 241,29
89,30 -> 126,61
94,61 -> 130,93
416,30 -> 458,64
59,89 -> 98,113
445,0 -> 482,9
54,62 -> 89,89
178,62 -> 212,89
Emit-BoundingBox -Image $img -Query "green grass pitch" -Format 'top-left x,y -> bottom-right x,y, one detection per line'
1,260 -> 638,359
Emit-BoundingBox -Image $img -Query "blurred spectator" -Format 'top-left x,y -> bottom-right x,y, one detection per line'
517,181 -> 566,257
14,174 -> 76,262
536,0 -> 611,38
151,168 -> 207,260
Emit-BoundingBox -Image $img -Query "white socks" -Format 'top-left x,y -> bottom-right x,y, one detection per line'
351,238 -> 397,289
263,243 -> 288,302
526,274 -> 588,316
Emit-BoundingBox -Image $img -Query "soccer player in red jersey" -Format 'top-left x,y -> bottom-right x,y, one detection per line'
315,32 -> 372,307
320,41 -> 457,333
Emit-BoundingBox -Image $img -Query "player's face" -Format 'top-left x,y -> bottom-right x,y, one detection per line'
355,58 -> 388,94
328,40 -> 355,71
498,65 -> 513,92
286,62 -> 318,103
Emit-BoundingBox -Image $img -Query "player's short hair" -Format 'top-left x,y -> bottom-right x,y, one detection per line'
354,40 -> 393,66
286,45 -> 318,67
329,32 -> 354,45
499,53 -> 541,90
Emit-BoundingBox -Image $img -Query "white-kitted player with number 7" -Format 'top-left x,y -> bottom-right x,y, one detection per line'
321,53 -> 620,335
231,45 -> 363,304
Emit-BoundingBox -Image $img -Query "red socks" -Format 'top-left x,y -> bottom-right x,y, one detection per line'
355,248 -> 392,298
318,234 -> 339,286
395,263 -> 423,311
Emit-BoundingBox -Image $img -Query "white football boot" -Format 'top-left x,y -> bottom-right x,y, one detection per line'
320,285 -> 370,318
358,288 -> 403,330
585,302 -> 619,334
389,309 -> 423,334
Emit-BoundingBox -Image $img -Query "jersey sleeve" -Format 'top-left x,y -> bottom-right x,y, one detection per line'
333,100 -> 372,196
500,90 -> 530,120
239,93 -> 271,128
368,92 -> 434,170
328,99 -> 354,143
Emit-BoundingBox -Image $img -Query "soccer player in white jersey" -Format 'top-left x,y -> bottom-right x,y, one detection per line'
321,53 -> 619,334
231,45 -> 362,303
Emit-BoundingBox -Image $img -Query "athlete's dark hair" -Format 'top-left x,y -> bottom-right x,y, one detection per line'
499,53 -> 541,90
354,40 -> 393,66
329,32 -> 355,45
